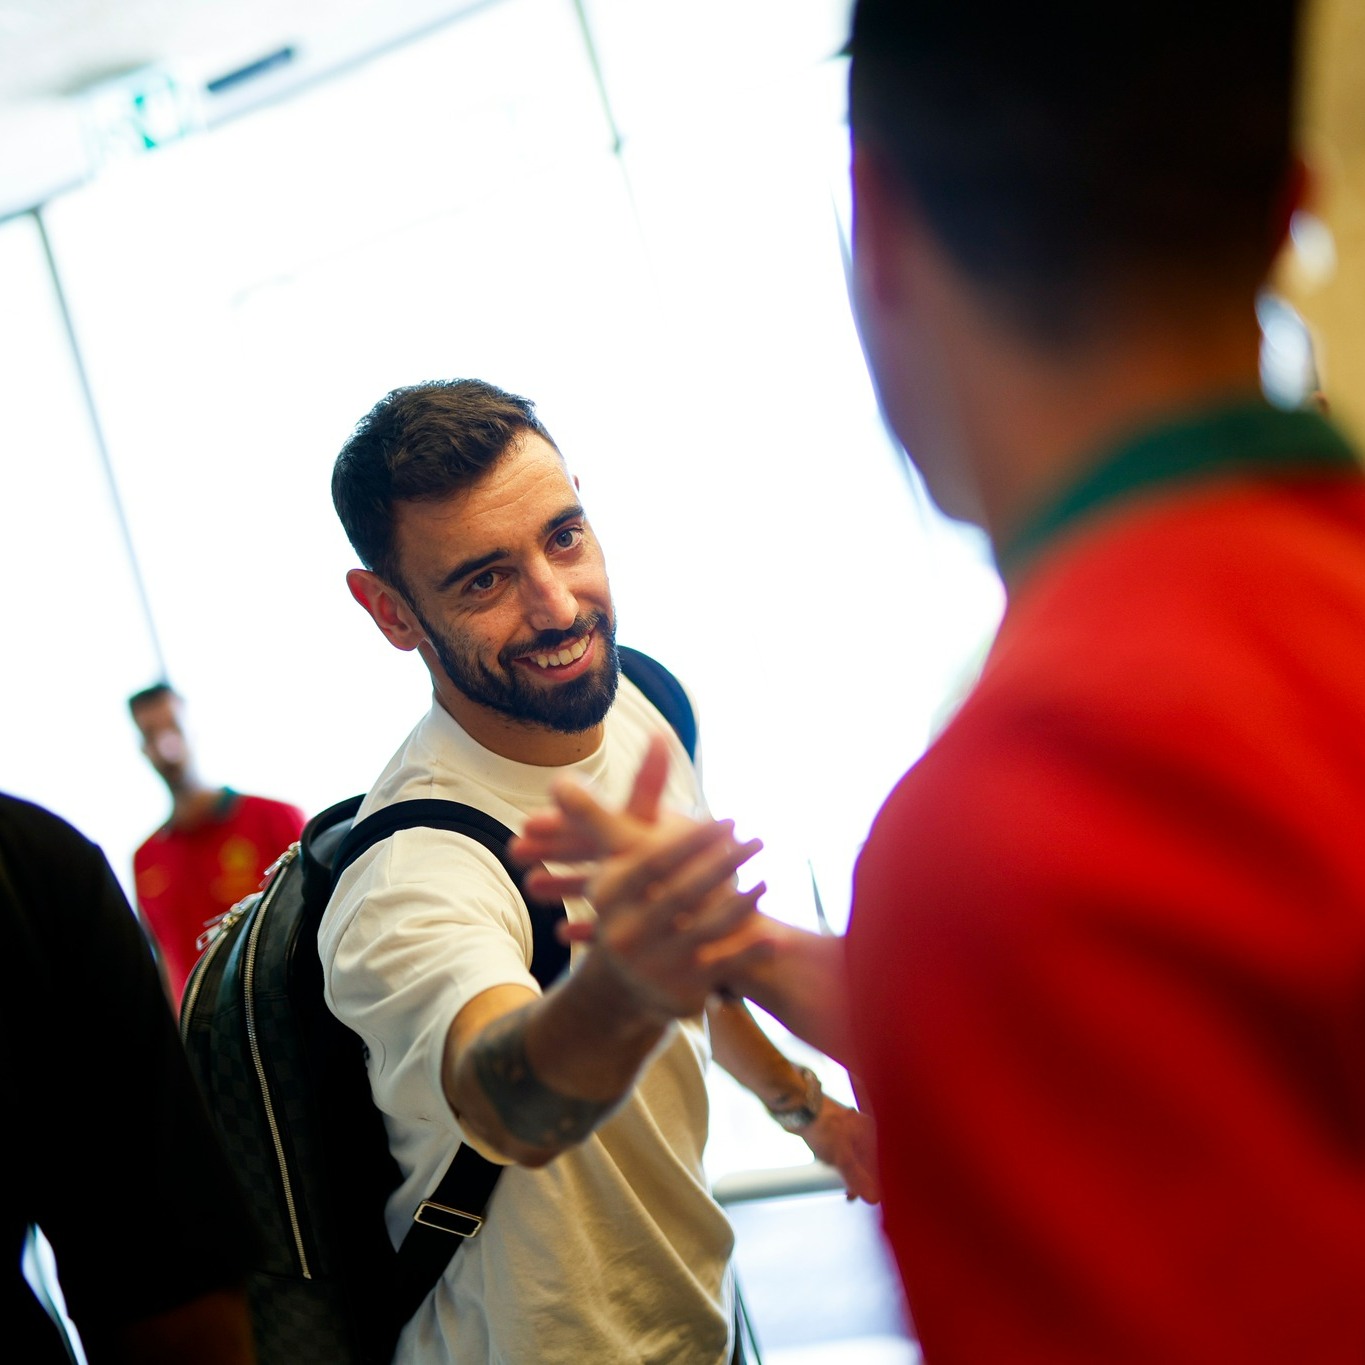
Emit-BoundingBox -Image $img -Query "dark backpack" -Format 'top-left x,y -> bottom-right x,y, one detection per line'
179,646 -> 696,1365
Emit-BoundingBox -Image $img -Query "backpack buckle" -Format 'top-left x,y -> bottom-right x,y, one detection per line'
414,1200 -> 484,1239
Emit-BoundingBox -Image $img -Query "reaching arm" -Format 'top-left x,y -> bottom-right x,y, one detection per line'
445,813 -> 771,1167
513,734 -> 863,1069
510,734 -> 875,1183
723,917 -> 862,1071
445,980 -> 664,1167
707,996 -> 880,1203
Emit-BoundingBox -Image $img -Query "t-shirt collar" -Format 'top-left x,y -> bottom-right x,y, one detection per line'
997,398 -> 1360,580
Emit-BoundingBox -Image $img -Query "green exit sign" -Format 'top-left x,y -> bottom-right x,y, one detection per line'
80,66 -> 204,167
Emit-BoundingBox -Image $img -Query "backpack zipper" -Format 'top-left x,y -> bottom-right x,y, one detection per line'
179,841 -> 298,1045
239,842 -> 315,1280
179,889 -> 262,1046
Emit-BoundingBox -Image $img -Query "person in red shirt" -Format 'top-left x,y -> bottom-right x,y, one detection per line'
129,682 -> 306,1007
511,2 -> 1365,1361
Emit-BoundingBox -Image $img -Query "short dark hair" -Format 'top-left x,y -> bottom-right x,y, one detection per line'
331,378 -> 556,589
127,681 -> 178,714
847,0 -> 1303,342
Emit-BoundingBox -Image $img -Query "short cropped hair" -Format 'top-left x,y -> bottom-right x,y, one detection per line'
847,0 -> 1303,342
127,681 -> 178,714
331,378 -> 556,589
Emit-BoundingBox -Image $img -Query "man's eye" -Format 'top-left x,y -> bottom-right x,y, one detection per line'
553,527 -> 583,550
469,570 -> 498,593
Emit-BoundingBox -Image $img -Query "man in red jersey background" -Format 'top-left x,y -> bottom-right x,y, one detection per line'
513,1 -> 1365,1361
129,681 -> 306,1007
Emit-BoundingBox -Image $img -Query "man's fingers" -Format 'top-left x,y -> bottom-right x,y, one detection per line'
509,811 -> 578,867
555,919 -> 598,946
714,935 -> 778,981
524,867 -> 591,902
692,885 -> 767,942
512,820 -> 598,866
511,782 -> 640,868
594,822 -> 760,913
624,733 -> 671,823
639,843 -> 765,938
698,915 -> 777,973
592,818 -> 734,904
546,778 -> 644,855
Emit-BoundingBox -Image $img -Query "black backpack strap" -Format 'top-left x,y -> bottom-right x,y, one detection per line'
392,1144 -> 504,1327
619,645 -> 697,761
333,799 -> 570,989
330,798 -> 570,1325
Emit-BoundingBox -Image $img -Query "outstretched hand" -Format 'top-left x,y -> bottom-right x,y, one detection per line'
510,733 -> 773,1016
799,1096 -> 882,1205
513,730 -> 673,894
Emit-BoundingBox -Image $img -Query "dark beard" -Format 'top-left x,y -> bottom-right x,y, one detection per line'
419,608 -> 620,735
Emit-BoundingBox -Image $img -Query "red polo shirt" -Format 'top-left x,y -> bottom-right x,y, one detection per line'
847,401 -> 1365,1364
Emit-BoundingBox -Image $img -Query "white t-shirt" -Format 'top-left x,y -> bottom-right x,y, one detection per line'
319,674 -> 736,1364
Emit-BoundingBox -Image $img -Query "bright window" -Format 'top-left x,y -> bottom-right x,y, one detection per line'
3,0 -> 1005,1182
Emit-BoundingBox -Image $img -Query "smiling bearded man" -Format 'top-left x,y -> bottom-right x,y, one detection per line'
320,377 -> 879,1365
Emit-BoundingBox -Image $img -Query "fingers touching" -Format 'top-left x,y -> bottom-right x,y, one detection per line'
625,732 -> 671,823
514,731 -> 769,1011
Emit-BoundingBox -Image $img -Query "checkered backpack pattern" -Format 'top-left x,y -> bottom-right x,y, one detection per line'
181,792 -> 413,1364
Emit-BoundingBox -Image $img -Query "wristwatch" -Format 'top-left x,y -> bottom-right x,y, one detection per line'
766,1065 -> 824,1133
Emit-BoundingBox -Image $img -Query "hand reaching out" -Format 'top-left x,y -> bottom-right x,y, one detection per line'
514,729 -> 677,895
799,1096 -> 882,1205
511,733 -> 775,1020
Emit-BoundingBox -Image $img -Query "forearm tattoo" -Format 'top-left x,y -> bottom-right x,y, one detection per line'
472,1004 -> 616,1148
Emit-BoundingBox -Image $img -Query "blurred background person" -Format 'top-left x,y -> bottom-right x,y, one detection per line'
128,682 -> 306,1007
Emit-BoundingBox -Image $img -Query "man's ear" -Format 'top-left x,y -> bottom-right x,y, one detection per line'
346,568 -> 426,652
851,141 -> 909,312
1271,152 -> 1313,261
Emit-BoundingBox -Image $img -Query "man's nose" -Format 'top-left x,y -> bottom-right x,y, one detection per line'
523,564 -> 578,631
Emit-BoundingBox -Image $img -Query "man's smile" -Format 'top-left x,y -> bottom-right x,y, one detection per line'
515,630 -> 595,674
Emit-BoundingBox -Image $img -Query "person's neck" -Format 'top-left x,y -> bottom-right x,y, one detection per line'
168,780 -> 226,830
949,296 -> 1265,562
432,679 -> 605,768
